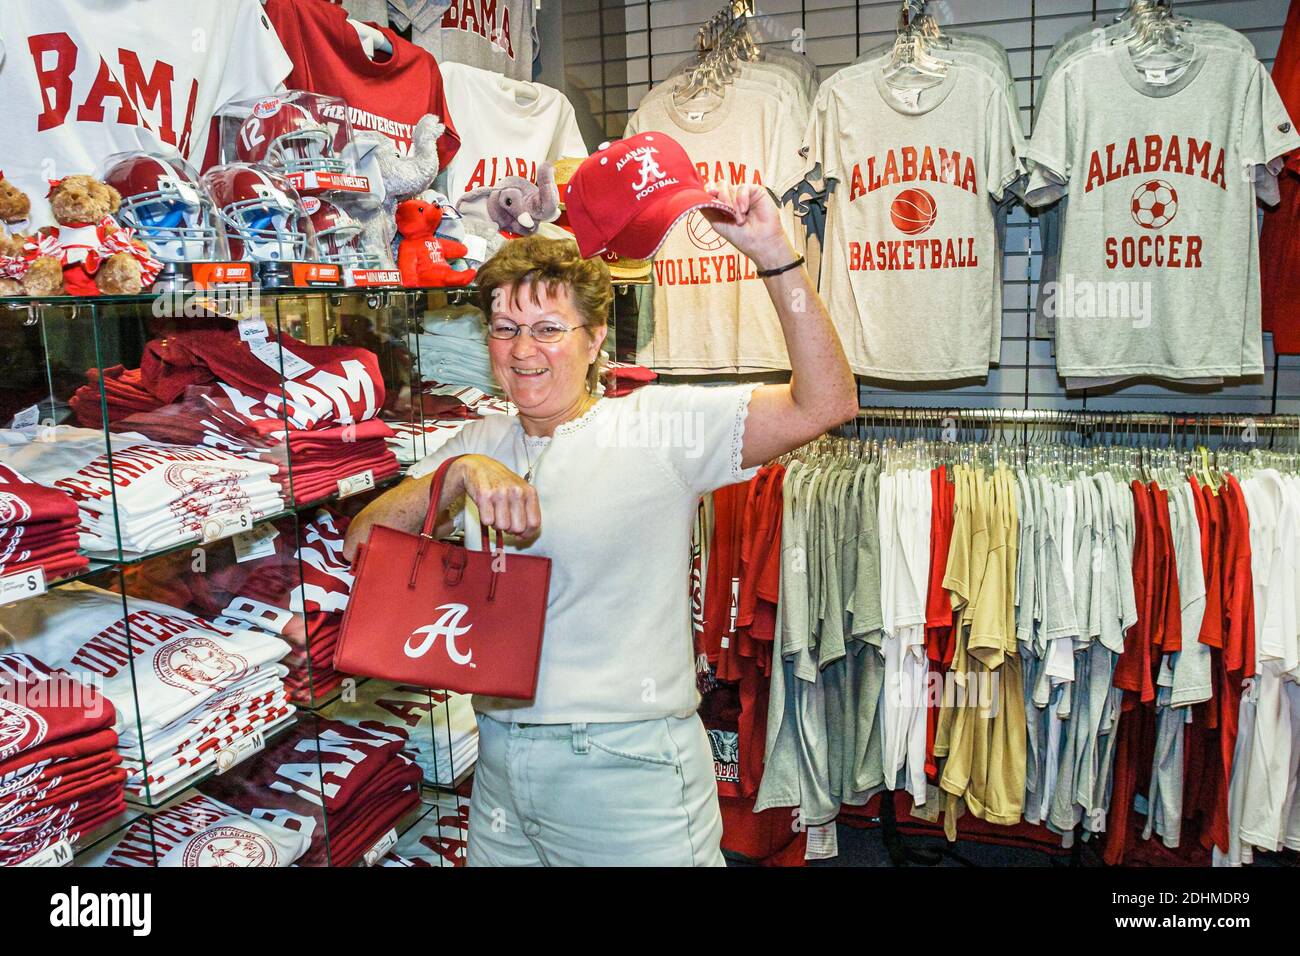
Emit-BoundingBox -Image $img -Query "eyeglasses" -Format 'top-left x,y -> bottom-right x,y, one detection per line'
487,319 -> 588,344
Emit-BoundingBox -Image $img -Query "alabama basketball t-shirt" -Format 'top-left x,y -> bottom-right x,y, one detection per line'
1026,44 -> 1300,379
625,92 -> 807,373
804,62 -> 1023,380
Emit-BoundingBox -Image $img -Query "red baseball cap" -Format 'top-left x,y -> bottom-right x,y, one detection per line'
565,132 -> 736,260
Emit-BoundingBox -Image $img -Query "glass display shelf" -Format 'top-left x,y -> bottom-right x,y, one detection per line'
0,286 -> 482,308
123,712 -> 301,811
65,809 -> 150,867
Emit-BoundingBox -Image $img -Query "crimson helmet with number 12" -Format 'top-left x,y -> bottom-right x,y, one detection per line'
201,163 -> 312,261
236,98 -> 346,174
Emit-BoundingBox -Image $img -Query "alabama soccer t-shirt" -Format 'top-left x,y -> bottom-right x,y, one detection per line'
439,62 -> 587,197
0,0 -> 291,226
1026,44 -> 1300,379
804,61 -> 1023,380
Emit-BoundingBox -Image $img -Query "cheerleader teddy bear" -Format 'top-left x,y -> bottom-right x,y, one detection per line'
0,172 -> 63,296
395,197 -> 475,287
45,175 -> 161,295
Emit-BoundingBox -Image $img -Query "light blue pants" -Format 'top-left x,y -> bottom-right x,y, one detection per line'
467,712 -> 726,866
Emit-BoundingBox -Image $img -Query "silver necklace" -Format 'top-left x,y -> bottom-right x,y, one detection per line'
520,396 -> 596,484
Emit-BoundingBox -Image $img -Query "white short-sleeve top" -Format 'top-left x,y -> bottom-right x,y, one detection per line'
407,383 -> 759,723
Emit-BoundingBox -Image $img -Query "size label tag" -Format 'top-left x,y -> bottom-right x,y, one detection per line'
17,838 -> 73,867
1144,68 -> 1170,85
363,828 -> 398,867
686,111 -> 705,123
337,469 -> 375,498
201,510 -> 254,544
232,523 -> 279,563
238,316 -> 269,343
0,567 -> 46,604
803,821 -> 838,861
248,340 -> 315,380
216,731 -> 266,773
9,404 -> 40,429
891,87 -> 922,110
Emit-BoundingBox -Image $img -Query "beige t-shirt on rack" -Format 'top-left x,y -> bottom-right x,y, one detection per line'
625,85 -> 807,374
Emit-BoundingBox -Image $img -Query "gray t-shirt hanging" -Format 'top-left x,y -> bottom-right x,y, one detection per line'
801,63 -> 1023,380
416,0 -> 535,81
1026,44 -> 1300,379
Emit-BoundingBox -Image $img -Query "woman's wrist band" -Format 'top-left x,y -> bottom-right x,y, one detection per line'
755,256 -> 805,278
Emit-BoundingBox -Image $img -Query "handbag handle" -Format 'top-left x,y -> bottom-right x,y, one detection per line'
410,456 -> 507,588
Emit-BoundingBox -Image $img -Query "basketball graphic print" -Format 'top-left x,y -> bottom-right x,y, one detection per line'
1131,180 -> 1178,229
0,698 -> 48,761
153,637 -> 249,692
684,209 -> 727,251
181,827 -> 278,867
891,188 -> 938,235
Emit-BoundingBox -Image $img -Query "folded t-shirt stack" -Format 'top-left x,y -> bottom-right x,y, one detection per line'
388,792 -> 470,868
0,464 -> 89,582
324,681 -> 477,787
201,718 -> 422,867
0,583 -> 295,803
385,382 -> 515,461
69,365 -> 164,428
127,509 -> 354,705
0,426 -> 284,556
602,360 -> 657,397
0,654 -> 126,866
74,325 -> 401,506
413,307 -> 500,395
94,792 -> 310,867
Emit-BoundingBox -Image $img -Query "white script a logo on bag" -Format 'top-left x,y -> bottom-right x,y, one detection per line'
405,603 -> 475,667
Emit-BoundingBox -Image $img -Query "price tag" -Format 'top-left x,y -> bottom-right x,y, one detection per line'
9,404 -> 40,429
17,838 -> 73,867
248,340 -> 314,380
238,316 -> 269,343
216,731 -> 266,773
362,828 -> 398,867
803,821 -> 839,861
200,510 -> 253,544
232,523 -> 279,563
337,469 -> 375,498
0,567 -> 46,605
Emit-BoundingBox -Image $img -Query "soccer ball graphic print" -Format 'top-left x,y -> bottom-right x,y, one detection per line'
1131,179 -> 1179,229
890,188 -> 937,236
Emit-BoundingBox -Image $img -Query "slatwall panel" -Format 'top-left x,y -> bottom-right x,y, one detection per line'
562,0 -> 1298,417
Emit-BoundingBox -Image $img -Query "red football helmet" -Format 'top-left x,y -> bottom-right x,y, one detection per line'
102,153 -> 223,262
201,164 -> 312,262
301,197 -> 381,270
235,98 -> 347,174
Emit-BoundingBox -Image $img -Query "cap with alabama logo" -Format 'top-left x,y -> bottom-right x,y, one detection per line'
565,132 -> 735,260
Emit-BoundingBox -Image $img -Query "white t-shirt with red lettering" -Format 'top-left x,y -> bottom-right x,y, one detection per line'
0,0 -> 291,227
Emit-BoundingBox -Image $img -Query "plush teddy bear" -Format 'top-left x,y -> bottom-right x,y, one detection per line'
395,198 -> 475,288
0,173 -> 63,296
352,113 -> 445,271
46,175 -> 160,295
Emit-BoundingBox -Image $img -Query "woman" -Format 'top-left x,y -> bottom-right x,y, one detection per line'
344,181 -> 858,866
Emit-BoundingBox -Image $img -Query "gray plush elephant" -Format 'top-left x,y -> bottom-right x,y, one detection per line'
351,113 -> 445,269
456,163 -> 560,235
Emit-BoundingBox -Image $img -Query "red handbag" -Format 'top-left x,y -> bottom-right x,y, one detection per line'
335,456 -> 551,699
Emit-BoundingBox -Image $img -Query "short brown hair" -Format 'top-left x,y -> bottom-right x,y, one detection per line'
476,235 -> 613,330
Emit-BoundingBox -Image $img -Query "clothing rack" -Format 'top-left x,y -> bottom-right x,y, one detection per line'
853,406 -> 1300,432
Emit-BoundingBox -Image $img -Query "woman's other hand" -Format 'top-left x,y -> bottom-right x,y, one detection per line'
702,181 -> 797,271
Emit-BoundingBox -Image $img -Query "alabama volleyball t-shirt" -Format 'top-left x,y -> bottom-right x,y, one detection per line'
805,62 -> 1023,380
625,90 -> 807,374
1026,44 -> 1300,379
